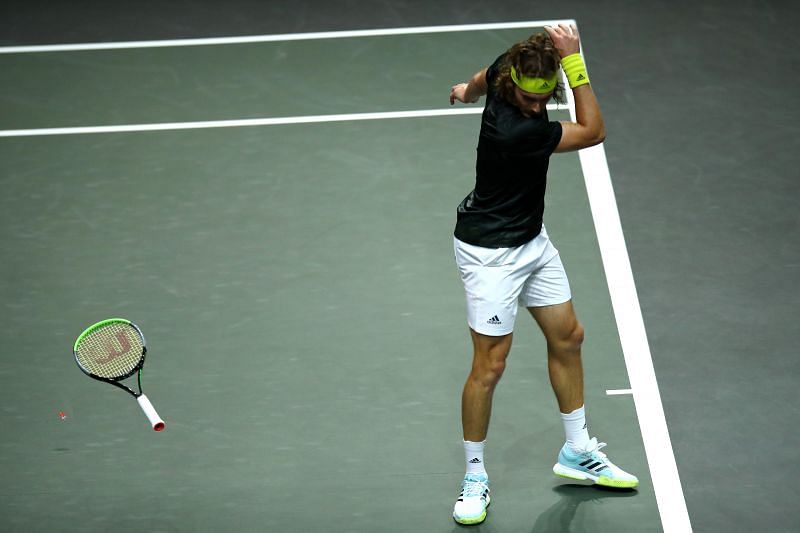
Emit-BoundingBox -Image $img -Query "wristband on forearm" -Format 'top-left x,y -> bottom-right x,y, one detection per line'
561,53 -> 590,89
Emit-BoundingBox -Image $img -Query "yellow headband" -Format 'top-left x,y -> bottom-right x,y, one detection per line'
510,65 -> 558,94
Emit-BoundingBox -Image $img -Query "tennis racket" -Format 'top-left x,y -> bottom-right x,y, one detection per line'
73,318 -> 165,431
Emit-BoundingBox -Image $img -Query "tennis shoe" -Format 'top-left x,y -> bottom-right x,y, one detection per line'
452,473 -> 490,525
553,437 -> 638,488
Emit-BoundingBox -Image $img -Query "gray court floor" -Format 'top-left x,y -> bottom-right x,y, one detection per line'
1,27 -> 663,532
2,1 -> 799,532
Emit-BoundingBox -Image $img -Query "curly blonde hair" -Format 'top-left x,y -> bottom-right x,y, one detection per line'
493,32 -> 565,105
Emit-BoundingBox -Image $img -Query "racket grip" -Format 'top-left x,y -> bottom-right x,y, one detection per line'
137,394 -> 165,431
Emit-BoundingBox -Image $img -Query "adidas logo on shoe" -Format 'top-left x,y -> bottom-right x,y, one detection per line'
486,315 -> 502,325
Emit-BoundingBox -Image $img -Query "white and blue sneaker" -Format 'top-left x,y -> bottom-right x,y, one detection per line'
452,473 -> 491,525
553,437 -> 639,489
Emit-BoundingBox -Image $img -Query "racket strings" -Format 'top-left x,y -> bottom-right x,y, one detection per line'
75,323 -> 144,379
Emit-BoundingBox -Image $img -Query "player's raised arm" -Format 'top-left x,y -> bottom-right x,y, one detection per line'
545,24 -> 606,152
450,68 -> 488,105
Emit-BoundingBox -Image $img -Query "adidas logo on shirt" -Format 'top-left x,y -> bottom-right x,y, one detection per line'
487,315 -> 502,325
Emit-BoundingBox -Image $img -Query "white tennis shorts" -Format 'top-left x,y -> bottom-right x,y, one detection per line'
454,226 -> 572,336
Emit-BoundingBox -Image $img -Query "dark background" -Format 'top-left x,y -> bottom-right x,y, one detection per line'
3,1 -> 798,530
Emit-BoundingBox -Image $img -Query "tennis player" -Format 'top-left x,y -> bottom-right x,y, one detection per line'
448,23 -> 638,525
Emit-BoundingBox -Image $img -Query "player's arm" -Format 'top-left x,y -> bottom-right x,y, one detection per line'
555,83 -> 605,152
450,68 -> 488,105
545,24 -> 606,153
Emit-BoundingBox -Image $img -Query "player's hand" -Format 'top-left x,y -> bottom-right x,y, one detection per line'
544,23 -> 581,58
450,82 -> 477,105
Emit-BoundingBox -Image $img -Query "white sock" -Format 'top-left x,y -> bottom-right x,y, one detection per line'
464,440 -> 487,476
561,405 -> 590,451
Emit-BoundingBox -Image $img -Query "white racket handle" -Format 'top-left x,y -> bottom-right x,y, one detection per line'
137,394 -> 165,431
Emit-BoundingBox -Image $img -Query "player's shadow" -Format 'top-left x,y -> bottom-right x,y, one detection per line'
448,484 -> 636,533
530,484 -> 637,532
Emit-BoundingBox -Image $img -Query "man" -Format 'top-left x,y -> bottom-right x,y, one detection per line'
448,23 -> 638,525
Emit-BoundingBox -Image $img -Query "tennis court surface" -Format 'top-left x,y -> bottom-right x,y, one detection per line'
1,22 -> 687,532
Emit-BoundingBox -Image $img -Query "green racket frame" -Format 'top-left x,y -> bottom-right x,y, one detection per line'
72,318 -> 165,431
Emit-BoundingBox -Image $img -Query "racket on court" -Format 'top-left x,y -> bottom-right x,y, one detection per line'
73,318 -> 165,431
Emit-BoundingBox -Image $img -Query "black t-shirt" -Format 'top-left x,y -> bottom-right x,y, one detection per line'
454,54 -> 563,248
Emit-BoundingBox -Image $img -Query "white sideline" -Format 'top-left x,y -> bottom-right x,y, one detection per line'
566,41 -> 692,532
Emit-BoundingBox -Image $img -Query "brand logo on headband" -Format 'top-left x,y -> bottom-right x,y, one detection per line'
510,66 -> 558,94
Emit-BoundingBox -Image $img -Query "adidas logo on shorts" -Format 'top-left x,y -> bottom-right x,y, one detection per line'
487,315 -> 502,325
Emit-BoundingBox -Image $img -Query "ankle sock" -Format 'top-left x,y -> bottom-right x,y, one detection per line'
561,405 -> 590,451
464,440 -> 487,475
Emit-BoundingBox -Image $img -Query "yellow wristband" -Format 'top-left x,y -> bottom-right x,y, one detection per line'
561,53 -> 590,89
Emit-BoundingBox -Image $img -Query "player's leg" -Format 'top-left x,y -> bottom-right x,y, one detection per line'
527,300 -> 585,414
462,329 -> 513,442
527,279 -> 638,488
453,237 -> 528,524
522,236 -> 638,488
453,329 -> 511,525
454,236 -> 526,446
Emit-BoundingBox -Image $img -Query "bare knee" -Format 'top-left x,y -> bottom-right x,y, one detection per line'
570,322 -> 585,349
468,332 -> 512,389
549,321 -> 584,357
470,355 -> 507,389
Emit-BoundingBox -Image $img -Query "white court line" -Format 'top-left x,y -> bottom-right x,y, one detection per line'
606,389 -> 634,396
1,19 -> 692,532
566,48 -> 692,532
0,20 -> 574,54
0,105 -> 570,138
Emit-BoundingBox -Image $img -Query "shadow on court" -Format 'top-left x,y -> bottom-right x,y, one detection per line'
530,484 -> 638,532
449,484 -> 638,533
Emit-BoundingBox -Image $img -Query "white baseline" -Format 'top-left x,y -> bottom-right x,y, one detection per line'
0,106 -> 572,138
0,20 -> 575,54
